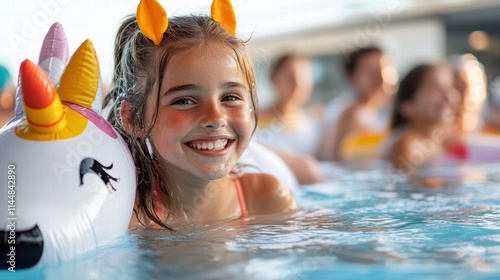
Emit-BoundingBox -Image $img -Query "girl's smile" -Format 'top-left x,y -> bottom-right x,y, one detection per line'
184,137 -> 235,156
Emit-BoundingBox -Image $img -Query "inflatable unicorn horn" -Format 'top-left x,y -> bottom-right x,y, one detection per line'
13,22 -> 69,121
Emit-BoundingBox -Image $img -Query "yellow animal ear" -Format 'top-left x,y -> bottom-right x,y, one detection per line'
211,0 -> 237,37
58,40 -> 100,112
137,0 -> 168,45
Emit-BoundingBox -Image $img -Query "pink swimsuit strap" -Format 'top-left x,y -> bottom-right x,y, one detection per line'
234,178 -> 249,218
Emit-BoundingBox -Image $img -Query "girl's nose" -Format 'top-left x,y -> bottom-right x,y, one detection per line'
199,102 -> 227,130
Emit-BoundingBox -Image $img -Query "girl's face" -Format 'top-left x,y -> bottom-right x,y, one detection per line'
403,68 -> 456,125
145,44 -> 253,180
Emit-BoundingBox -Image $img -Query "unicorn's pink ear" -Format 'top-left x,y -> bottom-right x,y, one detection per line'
20,60 -> 66,134
58,40 -> 102,115
14,22 -> 69,119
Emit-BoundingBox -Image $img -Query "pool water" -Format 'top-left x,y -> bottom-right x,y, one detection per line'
3,161 -> 500,279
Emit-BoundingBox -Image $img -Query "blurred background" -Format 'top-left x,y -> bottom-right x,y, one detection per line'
1,0 -> 500,114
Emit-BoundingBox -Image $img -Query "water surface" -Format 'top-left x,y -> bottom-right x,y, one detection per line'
3,161 -> 500,279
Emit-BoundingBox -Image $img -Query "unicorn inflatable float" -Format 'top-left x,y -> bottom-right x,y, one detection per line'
0,23 -> 136,270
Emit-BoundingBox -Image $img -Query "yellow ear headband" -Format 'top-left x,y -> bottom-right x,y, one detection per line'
136,0 -> 237,46
211,0 -> 237,37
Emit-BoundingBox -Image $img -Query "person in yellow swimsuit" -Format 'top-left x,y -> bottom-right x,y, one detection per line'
318,46 -> 396,161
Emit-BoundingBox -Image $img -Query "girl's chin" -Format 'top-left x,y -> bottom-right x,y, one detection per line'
190,165 -> 236,180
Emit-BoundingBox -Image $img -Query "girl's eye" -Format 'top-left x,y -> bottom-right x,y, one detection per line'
222,94 -> 241,102
171,98 -> 195,106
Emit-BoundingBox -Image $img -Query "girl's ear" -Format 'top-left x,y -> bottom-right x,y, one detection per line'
120,100 -> 144,137
250,106 -> 256,129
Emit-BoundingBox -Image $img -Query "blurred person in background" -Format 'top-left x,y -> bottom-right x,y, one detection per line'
484,76 -> 500,133
447,54 -> 487,143
254,53 -> 322,184
385,61 -> 499,187
317,45 -> 397,161
382,64 -> 463,169
0,65 -> 15,127
445,54 -> 500,162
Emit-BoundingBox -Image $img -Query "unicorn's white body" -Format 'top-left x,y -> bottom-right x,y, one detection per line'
0,23 -> 136,269
0,118 -> 135,267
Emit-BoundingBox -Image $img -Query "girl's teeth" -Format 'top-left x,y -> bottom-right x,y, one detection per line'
188,139 -> 228,151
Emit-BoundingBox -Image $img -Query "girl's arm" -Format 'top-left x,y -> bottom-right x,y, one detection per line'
269,147 -> 323,185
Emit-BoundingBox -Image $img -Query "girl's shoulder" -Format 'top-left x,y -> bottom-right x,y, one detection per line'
238,173 -> 296,215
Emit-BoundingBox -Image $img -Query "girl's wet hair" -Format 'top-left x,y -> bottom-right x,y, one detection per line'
390,64 -> 436,130
105,15 -> 258,229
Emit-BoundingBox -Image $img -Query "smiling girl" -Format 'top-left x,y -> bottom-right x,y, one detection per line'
105,0 -> 296,229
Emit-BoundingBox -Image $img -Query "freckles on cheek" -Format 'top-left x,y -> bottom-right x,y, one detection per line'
173,117 -> 195,131
158,111 -> 190,128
